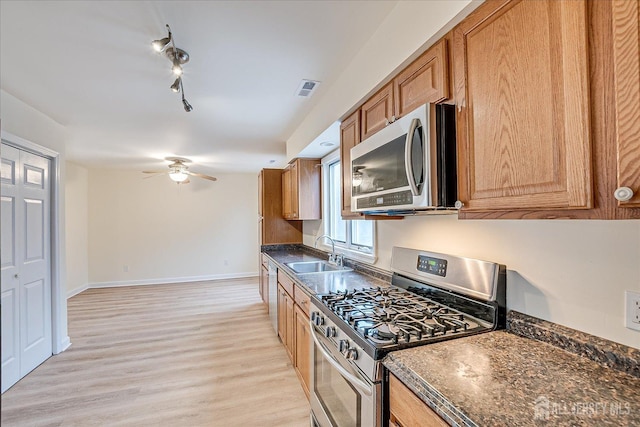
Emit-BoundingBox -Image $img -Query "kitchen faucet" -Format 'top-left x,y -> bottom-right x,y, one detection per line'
314,234 -> 343,267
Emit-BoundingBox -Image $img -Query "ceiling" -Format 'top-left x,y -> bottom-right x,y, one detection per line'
0,1 -> 398,174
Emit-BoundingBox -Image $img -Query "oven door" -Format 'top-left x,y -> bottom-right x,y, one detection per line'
309,322 -> 379,427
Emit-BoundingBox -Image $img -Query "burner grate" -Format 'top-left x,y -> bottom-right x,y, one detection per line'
320,287 -> 479,346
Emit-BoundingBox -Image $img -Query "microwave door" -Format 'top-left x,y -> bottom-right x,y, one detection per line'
404,117 -> 425,197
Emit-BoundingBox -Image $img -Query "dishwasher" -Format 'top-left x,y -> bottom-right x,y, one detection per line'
268,260 -> 278,334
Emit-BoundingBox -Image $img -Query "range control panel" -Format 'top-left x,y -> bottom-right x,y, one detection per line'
417,255 -> 447,277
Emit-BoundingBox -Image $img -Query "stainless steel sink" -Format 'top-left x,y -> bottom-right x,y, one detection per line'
285,261 -> 351,274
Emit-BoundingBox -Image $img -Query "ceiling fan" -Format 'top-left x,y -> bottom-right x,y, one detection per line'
142,157 -> 217,184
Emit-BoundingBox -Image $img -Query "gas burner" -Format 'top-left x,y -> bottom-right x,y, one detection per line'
318,286 -> 482,347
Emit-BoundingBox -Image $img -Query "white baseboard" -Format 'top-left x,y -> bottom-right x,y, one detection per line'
67,285 -> 89,299
55,336 -> 72,354
87,272 -> 258,289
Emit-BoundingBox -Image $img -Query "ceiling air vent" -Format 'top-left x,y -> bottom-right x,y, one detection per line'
296,79 -> 320,97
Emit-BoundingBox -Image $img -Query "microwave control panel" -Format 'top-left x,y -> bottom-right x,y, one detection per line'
356,190 -> 413,209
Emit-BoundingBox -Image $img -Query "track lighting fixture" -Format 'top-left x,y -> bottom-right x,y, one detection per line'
151,31 -> 171,52
170,78 -> 181,93
152,24 -> 193,112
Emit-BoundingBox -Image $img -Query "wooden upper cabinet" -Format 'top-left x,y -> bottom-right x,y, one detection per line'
361,83 -> 395,141
394,39 -> 449,118
281,166 -> 293,219
258,169 -> 301,245
282,158 -> 321,220
340,110 -> 363,219
613,0 -> 640,208
454,0 -> 593,212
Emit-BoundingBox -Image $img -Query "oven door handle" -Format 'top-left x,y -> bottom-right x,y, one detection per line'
309,321 -> 373,397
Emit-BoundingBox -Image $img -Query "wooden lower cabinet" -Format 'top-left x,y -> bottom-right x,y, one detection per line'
277,284 -> 294,361
293,303 -> 311,398
389,373 -> 448,427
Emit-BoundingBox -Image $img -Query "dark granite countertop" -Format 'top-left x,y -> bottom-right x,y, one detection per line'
384,330 -> 640,427
262,245 -> 390,295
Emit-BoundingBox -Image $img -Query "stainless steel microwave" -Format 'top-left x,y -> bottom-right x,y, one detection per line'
350,103 -> 457,214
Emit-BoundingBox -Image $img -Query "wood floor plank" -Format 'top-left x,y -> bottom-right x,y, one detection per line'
1,279 -> 310,426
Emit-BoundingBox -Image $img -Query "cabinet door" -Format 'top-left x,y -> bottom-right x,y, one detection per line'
294,304 -> 310,399
389,374 -> 448,427
454,0 -> 592,212
394,39 -> 449,117
340,110 -> 363,219
613,0 -> 640,207
290,161 -> 299,219
285,293 -> 295,361
281,167 -> 292,219
361,82 -> 394,141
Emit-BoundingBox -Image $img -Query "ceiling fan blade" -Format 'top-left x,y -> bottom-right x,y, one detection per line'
142,171 -> 168,179
178,178 -> 191,185
187,171 -> 217,181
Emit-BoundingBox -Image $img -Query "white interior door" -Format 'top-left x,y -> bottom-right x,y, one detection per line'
1,143 -> 52,393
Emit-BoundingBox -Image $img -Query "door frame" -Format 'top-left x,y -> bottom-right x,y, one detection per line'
1,130 -> 70,355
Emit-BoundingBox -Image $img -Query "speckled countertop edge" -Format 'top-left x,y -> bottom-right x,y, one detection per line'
385,358 -> 477,427
508,311 -> 640,378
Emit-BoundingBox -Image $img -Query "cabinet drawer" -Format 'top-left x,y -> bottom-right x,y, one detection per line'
277,270 -> 295,296
261,253 -> 269,268
294,285 -> 311,317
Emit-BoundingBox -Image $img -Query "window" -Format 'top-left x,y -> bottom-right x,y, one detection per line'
322,150 -> 375,261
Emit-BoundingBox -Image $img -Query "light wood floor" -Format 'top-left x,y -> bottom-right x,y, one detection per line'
1,278 -> 310,426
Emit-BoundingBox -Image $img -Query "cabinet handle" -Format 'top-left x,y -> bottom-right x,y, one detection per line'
385,119 -> 390,126
391,115 -> 397,123
614,187 -> 634,202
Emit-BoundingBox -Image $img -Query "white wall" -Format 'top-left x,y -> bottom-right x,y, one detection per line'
65,162 -> 89,297
0,89 -> 70,352
304,217 -> 640,349
88,169 -> 258,286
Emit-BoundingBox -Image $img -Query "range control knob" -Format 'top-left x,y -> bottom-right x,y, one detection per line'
339,339 -> 350,353
346,348 -> 359,361
314,314 -> 325,326
325,326 -> 336,338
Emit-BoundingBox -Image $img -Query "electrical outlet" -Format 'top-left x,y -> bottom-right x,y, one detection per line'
123,265 -> 129,273
625,290 -> 640,331
223,260 -> 229,266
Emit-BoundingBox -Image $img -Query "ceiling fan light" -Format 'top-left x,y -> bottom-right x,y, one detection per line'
152,36 -> 171,52
169,171 -> 189,182
170,78 -> 181,93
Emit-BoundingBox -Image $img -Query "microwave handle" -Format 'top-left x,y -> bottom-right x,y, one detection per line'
405,118 -> 421,196
310,321 -> 373,396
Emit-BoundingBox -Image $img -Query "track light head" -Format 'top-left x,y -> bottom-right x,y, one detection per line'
182,98 -> 193,112
152,35 -> 171,52
170,78 -> 181,93
172,63 -> 183,76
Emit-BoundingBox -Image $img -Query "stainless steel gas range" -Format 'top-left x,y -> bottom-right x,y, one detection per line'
309,246 -> 506,427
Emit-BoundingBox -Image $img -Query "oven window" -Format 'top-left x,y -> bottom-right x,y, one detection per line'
314,346 -> 361,426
